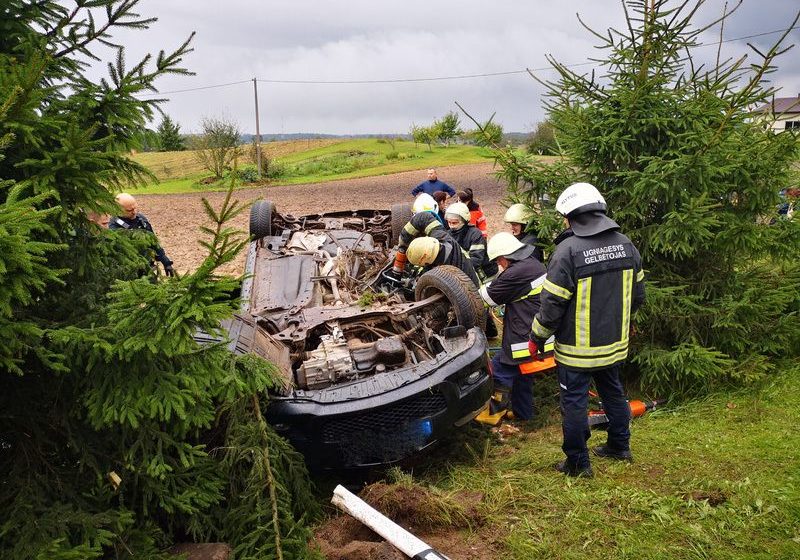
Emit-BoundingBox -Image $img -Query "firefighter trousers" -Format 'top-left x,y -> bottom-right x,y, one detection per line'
558,364 -> 630,469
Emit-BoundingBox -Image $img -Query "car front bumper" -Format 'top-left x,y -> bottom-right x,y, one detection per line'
266,329 -> 491,469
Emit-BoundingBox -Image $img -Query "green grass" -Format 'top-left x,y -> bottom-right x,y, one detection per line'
407,365 -> 800,559
128,139 -> 494,195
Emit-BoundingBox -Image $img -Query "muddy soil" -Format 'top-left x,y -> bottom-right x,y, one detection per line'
313,483 -> 501,560
134,162 -> 512,276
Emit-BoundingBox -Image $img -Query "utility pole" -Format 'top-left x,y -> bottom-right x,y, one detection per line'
253,77 -> 262,179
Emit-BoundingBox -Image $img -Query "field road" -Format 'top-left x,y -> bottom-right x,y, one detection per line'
135,162 -> 514,275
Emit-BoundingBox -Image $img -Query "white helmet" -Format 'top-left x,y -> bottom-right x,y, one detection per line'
444,202 -> 471,224
487,232 -> 526,261
412,193 -> 438,214
503,203 -> 531,225
555,182 -> 607,217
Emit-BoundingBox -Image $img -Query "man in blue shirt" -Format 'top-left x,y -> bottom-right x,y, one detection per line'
411,168 -> 456,197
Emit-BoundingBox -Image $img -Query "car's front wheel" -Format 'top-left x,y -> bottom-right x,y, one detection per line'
414,265 -> 486,331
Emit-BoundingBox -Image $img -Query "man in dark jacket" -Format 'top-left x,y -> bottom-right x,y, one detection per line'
109,193 -> 175,276
474,232 -> 548,426
529,182 -> 645,477
411,168 -> 456,197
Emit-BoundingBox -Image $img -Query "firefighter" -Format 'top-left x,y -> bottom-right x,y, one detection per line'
110,193 -> 175,276
473,232 -> 547,426
389,193 -> 451,280
529,182 -> 645,477
404,235 -> 480,286
504,203 -> 544,262
445,202 -> 500,338
444,202 -> 497,281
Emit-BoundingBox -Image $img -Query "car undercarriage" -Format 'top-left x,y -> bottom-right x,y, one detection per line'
231,202 -> 491,468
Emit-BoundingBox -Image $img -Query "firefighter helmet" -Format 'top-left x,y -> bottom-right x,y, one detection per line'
406,236 -> 441,266
487,232 -> 526,261
412,193 -> 438,214
555,182 -> 607,217
503,203 -> 532,225
444,202 -> 471,223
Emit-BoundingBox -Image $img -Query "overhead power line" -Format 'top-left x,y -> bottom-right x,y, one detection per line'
142,24 -> 798,95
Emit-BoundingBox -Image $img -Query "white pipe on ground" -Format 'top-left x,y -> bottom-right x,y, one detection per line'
331,485 -> 451,560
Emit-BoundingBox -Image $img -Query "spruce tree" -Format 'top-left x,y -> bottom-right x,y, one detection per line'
0,2 -> 318,558
157,115 -> 185,151
488,0 -> 800,395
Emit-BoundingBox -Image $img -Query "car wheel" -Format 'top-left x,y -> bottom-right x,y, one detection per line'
390,202 -> 413,246
414,265 -> 487,331
250,200 -> 275,239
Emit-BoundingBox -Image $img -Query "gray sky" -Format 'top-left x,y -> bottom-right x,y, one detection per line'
100,0 -> 800,134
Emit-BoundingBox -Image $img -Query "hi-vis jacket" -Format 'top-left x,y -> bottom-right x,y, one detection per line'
531,227 -> 645,370
480,256 -> 547,365
397,211 -> 450,253
449,224 -> 499,280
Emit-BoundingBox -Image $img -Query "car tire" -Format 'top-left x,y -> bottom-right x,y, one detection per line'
250,200 -> 275,239
415,265 -> 487,331
390,202 -> 413,246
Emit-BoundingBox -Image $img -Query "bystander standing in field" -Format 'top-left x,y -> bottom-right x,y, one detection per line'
457,188 -> 488,237
411,168 -> 456,197
110,193 -> 175,276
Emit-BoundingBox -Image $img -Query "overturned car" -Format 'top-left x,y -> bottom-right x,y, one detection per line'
226,201 -> 492,469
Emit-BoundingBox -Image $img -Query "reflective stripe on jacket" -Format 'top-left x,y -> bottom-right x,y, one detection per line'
397,211 -> 449,252
531,227 -> 645,370
449,224 -> 499,280
479,256 -> 547,365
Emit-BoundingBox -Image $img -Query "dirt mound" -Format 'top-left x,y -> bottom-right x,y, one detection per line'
360,483 -> 484,533
314,482 -> 497,560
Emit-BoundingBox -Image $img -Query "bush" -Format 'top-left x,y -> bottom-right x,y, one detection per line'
493,0 -> 800,397
191,116 -> 242,179
386,151 -> 400,160
234,166 -> 260,183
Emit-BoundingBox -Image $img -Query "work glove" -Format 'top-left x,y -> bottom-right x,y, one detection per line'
164,264 -> 175,277
528,334 -> 546,361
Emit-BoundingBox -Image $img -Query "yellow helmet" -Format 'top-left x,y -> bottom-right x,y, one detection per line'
487,232 -> 526,261
412,193 -> 438,214
406,237 -> 441,266
503,203 -> 532,224
444,202 -> 471,223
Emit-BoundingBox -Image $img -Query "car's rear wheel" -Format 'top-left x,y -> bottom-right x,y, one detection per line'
250,200 -> 275,239
390,202 -> 413,246
415,265 -> 486,331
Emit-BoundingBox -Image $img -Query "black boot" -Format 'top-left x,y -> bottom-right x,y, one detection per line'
592,445 -> 633,462
554,460 -> 594,478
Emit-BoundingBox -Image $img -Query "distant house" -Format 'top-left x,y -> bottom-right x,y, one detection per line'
754,95 -> 800,132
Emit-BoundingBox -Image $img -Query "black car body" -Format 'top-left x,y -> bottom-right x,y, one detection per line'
235,202 -> 491,469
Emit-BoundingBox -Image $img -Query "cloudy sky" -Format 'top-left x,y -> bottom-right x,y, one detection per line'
97,0 -> 800,135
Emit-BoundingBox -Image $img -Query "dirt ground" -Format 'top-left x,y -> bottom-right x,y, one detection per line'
134,162 -> 511,275
313,483 -> 502,560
